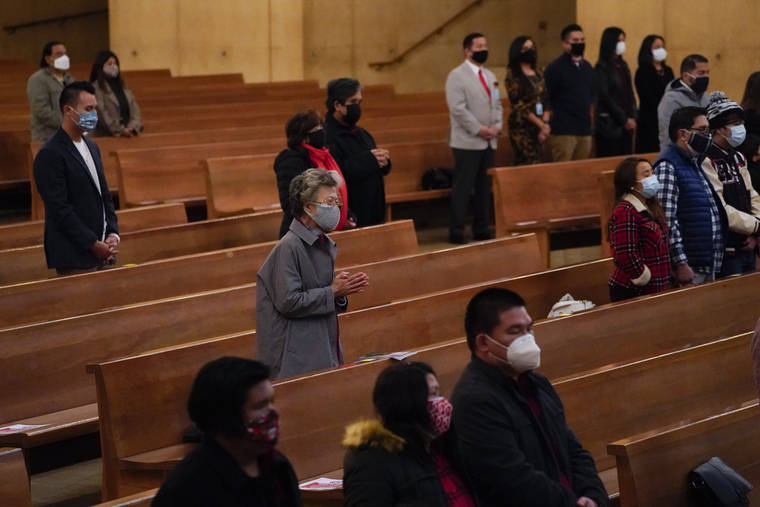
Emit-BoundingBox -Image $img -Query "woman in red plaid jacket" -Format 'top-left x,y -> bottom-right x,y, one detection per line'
608,157 -> 671,302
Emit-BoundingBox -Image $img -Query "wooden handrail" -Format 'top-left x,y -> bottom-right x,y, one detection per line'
368,0 -> 483,69
3,9 -> 108,34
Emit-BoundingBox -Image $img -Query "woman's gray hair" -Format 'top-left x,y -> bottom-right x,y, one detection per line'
288,168 -> 343,218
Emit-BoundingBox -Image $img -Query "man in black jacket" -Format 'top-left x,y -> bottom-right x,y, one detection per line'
451,288 -> 608,507
33,81 -> 119,275
324,77 -> 391,226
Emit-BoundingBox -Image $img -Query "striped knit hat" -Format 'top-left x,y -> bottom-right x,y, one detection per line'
706,91 -> 744,128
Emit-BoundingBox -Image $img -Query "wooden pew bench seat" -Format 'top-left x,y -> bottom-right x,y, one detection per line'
0,404 -> 98,448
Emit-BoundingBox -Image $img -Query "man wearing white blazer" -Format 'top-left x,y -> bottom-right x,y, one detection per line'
445,32 -> 503,244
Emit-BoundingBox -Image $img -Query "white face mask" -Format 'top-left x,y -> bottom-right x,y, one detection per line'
615,41 -> 626,56
103,63 -> 119,78
486,333 -> 541,373
724,124 -> 747,148
53,54 -> 70,71
652,47 -> 667,62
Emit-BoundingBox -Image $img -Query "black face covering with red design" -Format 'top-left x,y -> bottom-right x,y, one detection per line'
245,409 -> 280,446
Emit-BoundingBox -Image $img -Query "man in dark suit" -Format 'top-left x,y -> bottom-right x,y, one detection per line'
33,81 -> 120,276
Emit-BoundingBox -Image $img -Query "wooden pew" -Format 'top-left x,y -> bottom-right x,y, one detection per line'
0,220 -> 418,328
598,169 -> 616,257
203,127 -> 459,218
92,489 -> 157,507
0,447 -> 31,507
608,402 -> 760,507
489,153 -> 658,268
338,268 -> 760,371
0,203 -> 187,250
0,223 -> 419,448
557,332 -> 756,473
204,154 -> 280,218
90,310 -> 759,499
0,210 -> 282,285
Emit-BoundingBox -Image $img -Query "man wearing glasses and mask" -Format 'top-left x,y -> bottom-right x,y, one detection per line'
654,106 -> 727,285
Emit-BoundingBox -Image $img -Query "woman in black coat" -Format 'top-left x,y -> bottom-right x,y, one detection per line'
273,110 -> 354,237
634,34 -> 674,154
342,362 -> 474,507
594,26 -> 637,157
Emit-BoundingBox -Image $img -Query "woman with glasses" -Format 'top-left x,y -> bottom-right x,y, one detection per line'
256,169 -> 369,379
274,110 -> 355,237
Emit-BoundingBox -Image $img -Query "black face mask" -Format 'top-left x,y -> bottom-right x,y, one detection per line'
343,103 -> 361,126
306,129 -> 326,149
519,48 -> 537,64
690,76 -> 709,95
471,50 -> 489,64
686,130 -> 712,156
570,42 -> 585,57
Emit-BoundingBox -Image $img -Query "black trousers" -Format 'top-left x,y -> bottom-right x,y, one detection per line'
596,130 -> 633,158
609,284 -> 638,302
450,147 -> 493,239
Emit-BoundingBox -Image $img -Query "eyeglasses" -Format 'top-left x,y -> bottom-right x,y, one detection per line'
312,198 -> 343,208
689,127 -> 710,134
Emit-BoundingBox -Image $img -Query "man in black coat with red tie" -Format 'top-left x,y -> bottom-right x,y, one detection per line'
33,81 -> 119,276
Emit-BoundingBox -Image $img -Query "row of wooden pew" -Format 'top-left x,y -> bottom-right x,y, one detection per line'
0,151 -> 651,284
84,272 -> 760,504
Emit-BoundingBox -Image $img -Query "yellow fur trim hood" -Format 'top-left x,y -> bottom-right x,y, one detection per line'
342,419 -> 406,454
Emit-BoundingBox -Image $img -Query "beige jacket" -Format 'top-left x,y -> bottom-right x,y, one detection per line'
700,154 -> 760,236
445,61 -> 503,150
93,80 -> 143,137
27,68 -> 75,141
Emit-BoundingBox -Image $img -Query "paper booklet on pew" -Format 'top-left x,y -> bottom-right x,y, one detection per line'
0,424 -> 48,434
299,477 -> 343,490
356,351 -> 418,363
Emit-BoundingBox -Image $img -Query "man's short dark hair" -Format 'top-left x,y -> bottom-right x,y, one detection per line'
373,362 -> 431,435
325,77 -> 361,114
40,40 -> 62,68
462,32 -> 484,49
680,54 -> 708,74
465,288 -> 526,352
285,110 -> 322,149
187,357 -> 270,436
561,24 -> 583,41
59,81 -> 95,112
668,106 -> 707,142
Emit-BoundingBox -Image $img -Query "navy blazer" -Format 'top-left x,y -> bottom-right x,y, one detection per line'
33,128 -> 118,269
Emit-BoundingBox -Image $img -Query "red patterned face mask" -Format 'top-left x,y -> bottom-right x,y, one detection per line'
427,396 -> 453,436
245,410 -> 280,446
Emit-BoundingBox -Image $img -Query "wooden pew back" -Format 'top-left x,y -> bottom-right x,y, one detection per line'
598,169 -> 616,257
0,220 -> 417,327
0,203 -> 187,250
608,402 -> 760,507
0,447 -> 30,507
0,210 -> 282,285
557,332 -> 756,471
204,155 -> 279,218
490,153 -> 657,235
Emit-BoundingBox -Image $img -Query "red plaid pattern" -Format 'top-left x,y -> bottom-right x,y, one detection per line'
608,199 -> 671,294
432,451 -> 476,507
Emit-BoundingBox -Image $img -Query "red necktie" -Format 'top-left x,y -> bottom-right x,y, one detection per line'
478,69 -> 491,98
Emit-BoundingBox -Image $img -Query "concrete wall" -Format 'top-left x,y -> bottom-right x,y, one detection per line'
0,0 -> 108,72
303,0 -> 576,94
108,0 -> 303,82
577,0 -> 760,102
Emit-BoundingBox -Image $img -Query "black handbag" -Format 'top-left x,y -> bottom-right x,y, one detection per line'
421,167 -> 453,190
688,457 -> 752,506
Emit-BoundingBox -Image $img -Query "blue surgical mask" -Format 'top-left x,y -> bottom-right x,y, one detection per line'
70,108 -> 98,132
306,203 -> 340,232
726,124 -> 746,148
639,175 -> 660,199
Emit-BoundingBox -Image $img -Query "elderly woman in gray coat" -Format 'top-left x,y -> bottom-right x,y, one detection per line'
256,168 -> 369,378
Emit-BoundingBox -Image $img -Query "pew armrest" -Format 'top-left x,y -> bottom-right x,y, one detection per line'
0,403 -> 99,448
120,442 -> 196,471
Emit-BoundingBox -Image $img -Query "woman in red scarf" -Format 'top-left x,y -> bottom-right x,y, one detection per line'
274,110 -> 354,237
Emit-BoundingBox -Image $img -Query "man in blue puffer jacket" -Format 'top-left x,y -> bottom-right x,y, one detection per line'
654,106 -> 727,285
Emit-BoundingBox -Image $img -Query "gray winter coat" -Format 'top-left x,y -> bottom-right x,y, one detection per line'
256,219 -> 347,379
657,78 -> 710,152
27,68 -> 75,142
